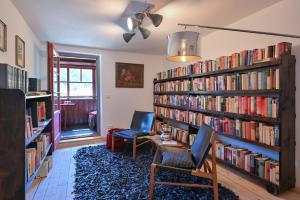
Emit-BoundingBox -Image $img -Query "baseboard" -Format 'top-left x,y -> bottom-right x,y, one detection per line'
292,187 -> 300,194
58,136 -> 106,149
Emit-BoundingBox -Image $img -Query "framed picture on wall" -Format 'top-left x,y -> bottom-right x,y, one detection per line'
115,62 -> 144,88
15,35 -> 25,68
0,19 -> 7,52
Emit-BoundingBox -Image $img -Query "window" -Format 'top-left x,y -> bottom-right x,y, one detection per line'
60,67 -> 95,98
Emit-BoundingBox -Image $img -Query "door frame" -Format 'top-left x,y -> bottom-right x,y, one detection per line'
58,52 -> 102,135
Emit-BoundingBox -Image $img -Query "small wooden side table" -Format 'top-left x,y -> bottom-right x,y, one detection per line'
141,134 -> 189,153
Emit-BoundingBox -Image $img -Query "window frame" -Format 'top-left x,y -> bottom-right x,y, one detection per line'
60,65 -> 96,99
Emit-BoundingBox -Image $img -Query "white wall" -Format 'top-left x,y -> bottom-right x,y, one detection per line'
0,0 -> 43,78
201,0 -> 300,187
52,44 -> 166,135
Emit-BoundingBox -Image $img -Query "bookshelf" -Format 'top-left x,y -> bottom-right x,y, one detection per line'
0,89 -> 53,199
153,54 -> 295,194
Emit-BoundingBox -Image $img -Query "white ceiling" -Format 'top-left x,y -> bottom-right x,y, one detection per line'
11,0 -> 282,55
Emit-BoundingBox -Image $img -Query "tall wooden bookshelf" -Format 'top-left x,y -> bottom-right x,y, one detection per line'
0,89 -> 53,200
153,55 -> 295,194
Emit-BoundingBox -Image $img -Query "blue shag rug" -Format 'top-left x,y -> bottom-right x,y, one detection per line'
73,145 -> 239,200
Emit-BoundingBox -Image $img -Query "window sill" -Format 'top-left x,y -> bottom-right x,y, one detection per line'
61,97 -> 97,100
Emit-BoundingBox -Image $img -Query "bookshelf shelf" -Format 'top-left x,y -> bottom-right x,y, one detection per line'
25,119 -> 52,147
153,54 -> 296,194
189,89 -> 280,97
25,144 -> 52,191
153,103 -> 187,111
214,157 -> 279,188
155,116 -> 190,127
190,59 -> 281,78
188,108 -> 279,124
154,91 -> 189,95
217,132 -> 281,152
153,75 -> 190,83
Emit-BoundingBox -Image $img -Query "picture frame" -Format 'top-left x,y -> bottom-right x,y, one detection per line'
15,35 -> 25,68
115,62 -> 144,88
0,19 -> 7,52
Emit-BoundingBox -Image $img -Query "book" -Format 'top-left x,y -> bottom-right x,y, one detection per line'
190,42 -> 291,76
154,80 -> 190,92
215,140 -> 280,184
154,95 -> 188,107
154,106 -> 188,123
192,68 -> 279,92
156,66 -> 191,80
188,111 -> 280,147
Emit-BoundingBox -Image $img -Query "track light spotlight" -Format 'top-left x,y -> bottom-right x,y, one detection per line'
138,26 -> 151,39
134,13 -> 145,21
123,32 -> 136,43
127,17 -> 140,31
147,13 -> 163,27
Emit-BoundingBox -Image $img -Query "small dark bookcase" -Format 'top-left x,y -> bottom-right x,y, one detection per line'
153,55 -> 296,194
0,89 -> 53,200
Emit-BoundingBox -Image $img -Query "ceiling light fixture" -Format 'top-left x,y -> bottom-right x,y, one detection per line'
123,32 -> 136,43
146,13 -> 163,27
138,26 -> 151,39
123,7 -> 163,43
127,17 -> 140,31
167,31 -> 200,62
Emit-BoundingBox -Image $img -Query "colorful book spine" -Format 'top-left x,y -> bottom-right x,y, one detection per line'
154,106 -> 188,123
154,95 -> 188,107
189,95 -> 278,118
154,80 -> 190,92
215,141 -> 279,185
192,68 -> 279,91
189,112 -> 279,147
190,42 -> 291,75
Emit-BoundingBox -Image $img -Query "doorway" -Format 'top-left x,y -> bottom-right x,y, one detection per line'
48,46 -> 101,142
59,56 -> 98,140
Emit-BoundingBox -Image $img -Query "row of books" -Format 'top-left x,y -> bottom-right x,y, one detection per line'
189,112 -> 279,147
154,80 -> 190,92
155,121 -> 190,144
154,95 -> 188,107
154,106 -> 188,123
25,134 -> 51,182
191,42 -> 291,74
156,66 -> 191,80
192,68 -> 279,91
0,63 -> 28,92
215,141 -> 279,185
189,95 -> 278,118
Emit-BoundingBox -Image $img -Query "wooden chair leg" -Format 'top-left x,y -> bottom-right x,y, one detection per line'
133,136 -> 137,160
112,134 -> 115,152
148,164 -> 156,200
211,134 -> 219,200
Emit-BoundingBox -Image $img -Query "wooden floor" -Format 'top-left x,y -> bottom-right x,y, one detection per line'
26,143 -> 300,200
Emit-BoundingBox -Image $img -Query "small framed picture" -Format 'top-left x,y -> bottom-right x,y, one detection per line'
0,19 -> 7,52
15,35 -> 25,68
115,62 -> 144,88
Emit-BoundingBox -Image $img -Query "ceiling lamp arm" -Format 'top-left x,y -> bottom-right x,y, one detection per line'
178,23 -> 300,39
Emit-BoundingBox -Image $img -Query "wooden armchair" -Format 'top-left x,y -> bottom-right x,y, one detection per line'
112,111 -> 154,160
148,124 -> 219,200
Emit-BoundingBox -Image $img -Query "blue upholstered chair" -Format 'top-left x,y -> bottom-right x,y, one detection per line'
148,124 -> 219,200
111,111 -> 154,160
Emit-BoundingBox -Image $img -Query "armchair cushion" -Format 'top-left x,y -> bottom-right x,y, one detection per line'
161,151 -> 195,169
113,129 -> 147,139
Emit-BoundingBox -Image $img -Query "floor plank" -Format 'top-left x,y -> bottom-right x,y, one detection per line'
26,143 -> 300,200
